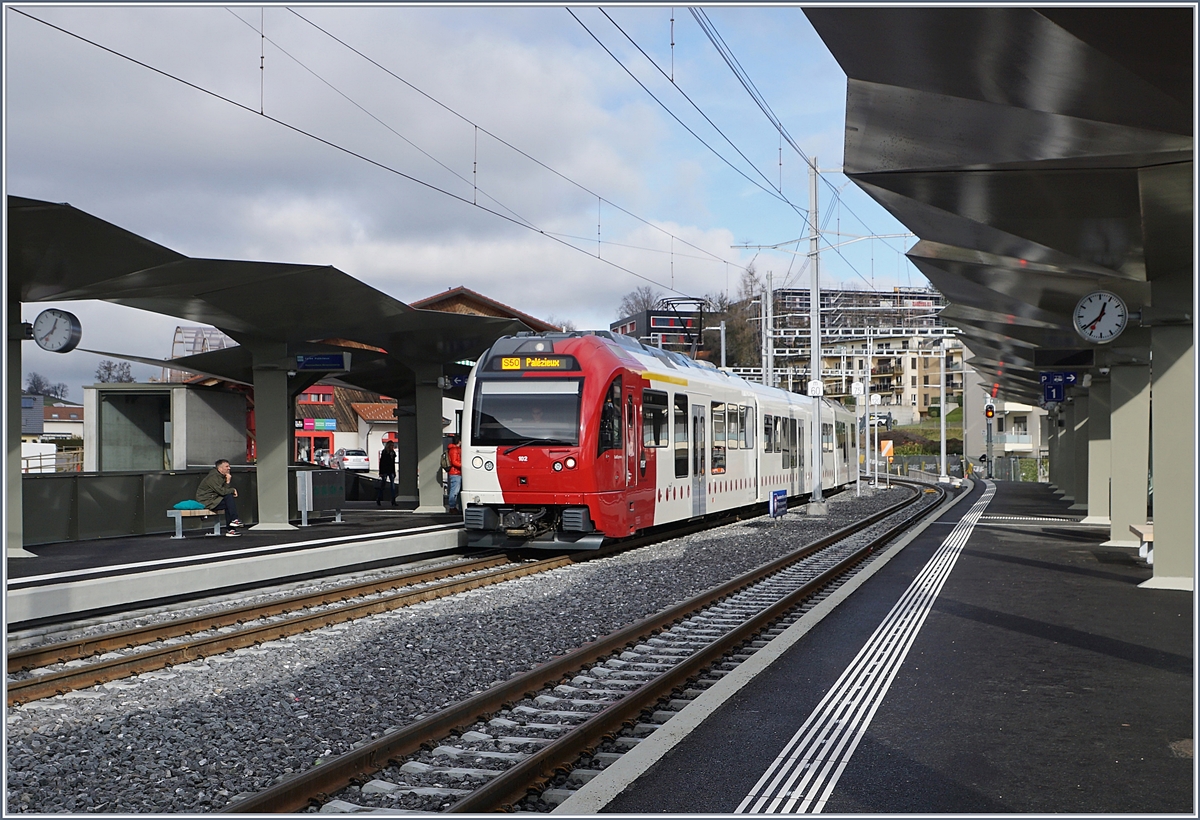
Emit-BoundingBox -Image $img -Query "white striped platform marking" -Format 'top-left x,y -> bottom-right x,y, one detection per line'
979,515 -> 1079,522
735,481 -> 996,815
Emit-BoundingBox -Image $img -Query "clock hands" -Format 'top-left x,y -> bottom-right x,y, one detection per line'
39,316 -> 60,344
1085,302 -> 1107,331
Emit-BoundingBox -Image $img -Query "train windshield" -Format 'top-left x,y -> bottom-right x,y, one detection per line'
472,379 -> 582,447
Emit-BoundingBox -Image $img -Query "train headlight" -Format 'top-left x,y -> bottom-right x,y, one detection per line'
553,461 -> 563,472
565,457 -> 577,469
471,456 -> 484,469
484,460 -> 494,471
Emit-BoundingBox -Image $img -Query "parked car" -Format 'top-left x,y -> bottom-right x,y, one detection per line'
331,448 -> 369,471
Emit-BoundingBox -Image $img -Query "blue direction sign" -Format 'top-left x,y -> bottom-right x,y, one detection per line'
295,353 -> 351,371
1039,371 -> 1077,386
1039,371 -> 1076,404
449,374 -> 469,388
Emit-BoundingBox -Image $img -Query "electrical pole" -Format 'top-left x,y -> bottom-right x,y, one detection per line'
765,271 -> 774,388
807,158 -> 826,514
939,338 -> 949,483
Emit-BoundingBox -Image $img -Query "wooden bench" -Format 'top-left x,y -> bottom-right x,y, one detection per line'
1130,523 -> 1154,564
167,508 -> 222,539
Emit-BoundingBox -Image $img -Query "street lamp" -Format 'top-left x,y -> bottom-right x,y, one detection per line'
703,322 -> 727,368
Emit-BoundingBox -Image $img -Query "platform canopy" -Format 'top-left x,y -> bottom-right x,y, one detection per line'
804,7 -> 1192,401
7,195 -> 528,399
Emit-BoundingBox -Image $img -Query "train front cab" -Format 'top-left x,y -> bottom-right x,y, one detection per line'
461,336 -> 654,549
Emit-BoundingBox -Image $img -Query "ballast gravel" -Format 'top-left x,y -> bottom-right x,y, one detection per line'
5,486 -> 917,814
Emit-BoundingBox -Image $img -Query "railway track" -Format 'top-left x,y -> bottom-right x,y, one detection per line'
218,480 -> 944,813
5,508 -> 756,707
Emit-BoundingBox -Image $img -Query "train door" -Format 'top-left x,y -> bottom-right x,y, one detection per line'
598,377 -> 624,493
623,380 -> 650,531
789,416 -> 799,496
797,417 -> 806,495
691,403 -> 706,517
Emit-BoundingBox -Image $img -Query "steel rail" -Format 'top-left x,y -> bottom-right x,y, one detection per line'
6,556 -> 575,707
220,483 -> 933,813
7,508 -> 748,705
8,555 -> 513,671
452,481 -> 943,812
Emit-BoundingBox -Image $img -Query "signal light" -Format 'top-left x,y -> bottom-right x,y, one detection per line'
985,404 -> 995,419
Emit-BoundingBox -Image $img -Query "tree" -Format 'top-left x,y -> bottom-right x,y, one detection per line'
96,359 -> 134,383
24,372 -> 69,400
616,285 -> 663,319
545,315 -> 577,332
696,264 -> 763,368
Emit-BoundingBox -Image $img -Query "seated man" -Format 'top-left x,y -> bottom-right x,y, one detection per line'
197,458 -> 243,536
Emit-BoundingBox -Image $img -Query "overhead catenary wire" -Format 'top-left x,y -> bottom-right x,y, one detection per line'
690,7 -> 913,261
569,8 -> 809,222
289,8 -> 749,275
225,9 -> 540,231
596,8 -> 809,221
12,7 -> 690,296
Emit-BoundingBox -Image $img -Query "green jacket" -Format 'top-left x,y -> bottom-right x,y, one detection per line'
196,469 -> 234,509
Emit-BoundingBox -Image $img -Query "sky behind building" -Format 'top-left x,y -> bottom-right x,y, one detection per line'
7,4 -> 928,400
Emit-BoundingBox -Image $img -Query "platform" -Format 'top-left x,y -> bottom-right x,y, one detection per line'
562,480 -> 1193,814
6,503 -> 464,629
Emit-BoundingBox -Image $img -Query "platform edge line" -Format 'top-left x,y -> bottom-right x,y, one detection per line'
552,480 -> 979,815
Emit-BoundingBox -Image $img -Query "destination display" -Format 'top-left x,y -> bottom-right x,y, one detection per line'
488,354 -> 579,371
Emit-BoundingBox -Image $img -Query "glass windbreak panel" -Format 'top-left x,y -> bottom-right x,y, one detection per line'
711,402 -> 726,474
472,379 -> 582,447
781,416 -> 792,469
674,394 -> 689,478
742,406 -> 753,449
727,403 -> 740,449
643,390 -> 669,447
774,416 -> 783,453
598,378 -> 623,455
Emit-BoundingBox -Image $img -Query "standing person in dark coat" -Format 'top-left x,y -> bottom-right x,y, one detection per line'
196,458 -> 243,536
376,440 -> 397,506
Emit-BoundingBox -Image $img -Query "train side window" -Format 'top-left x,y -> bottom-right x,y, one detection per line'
743,406 -> 754,449
781,417 -> 792,469
642,390 -> 669,447
822,422 -> 835,453
727,403 -> 739,450
673,394 -> 689,478
710,402 -> 726,474
598,378 -> 622,456
773,416 -> 783,453
790,419 -> 798,466
836,421 -> 849,459
763,414 -> 774,452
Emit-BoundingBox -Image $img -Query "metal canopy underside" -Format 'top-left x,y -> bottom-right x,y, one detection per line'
805,7 -> 1193,401
8,196 -> 529,398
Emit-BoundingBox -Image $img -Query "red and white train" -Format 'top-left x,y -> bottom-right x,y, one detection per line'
461,331 -> 858,549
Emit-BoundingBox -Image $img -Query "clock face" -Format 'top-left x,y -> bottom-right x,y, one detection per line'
31,309 -> 83,353
1073,291 -> 1127,344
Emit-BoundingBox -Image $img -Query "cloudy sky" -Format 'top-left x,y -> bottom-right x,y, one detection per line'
6,4 -> 924,401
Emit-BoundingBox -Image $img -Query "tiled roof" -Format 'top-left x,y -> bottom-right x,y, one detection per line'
410,286 -> 560,332
44,406 -> 84,421
351,403 -> 399,422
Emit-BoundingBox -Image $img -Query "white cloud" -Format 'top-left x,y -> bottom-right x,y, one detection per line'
8,6 -> 925,399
